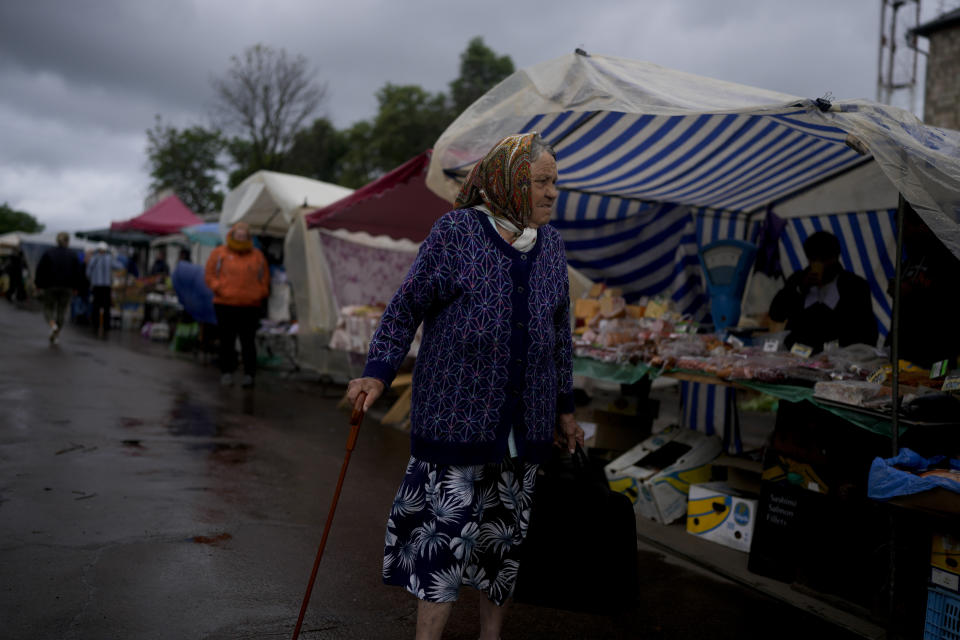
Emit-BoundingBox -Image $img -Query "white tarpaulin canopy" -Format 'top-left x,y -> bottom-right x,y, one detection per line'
427,51 -> 960,260
220,170 -> 353,238
425,52 -> 960,338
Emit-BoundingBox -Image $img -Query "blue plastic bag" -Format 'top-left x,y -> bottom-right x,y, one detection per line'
867,448 -> 960,500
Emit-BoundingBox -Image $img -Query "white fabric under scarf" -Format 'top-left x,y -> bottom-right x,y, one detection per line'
475,204 -> 537,253
803,277 -> 841,310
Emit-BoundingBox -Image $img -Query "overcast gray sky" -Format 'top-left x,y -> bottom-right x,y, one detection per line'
0,0 -> 950,233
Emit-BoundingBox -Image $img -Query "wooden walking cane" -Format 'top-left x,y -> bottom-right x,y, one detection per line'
291,391 -> 367,640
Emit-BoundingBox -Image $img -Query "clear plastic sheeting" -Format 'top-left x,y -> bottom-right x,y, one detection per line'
427,52 -> 960,261
283,212 -> 339,338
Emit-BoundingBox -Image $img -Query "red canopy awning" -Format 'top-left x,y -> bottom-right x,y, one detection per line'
110,194 -> 203,235
304,151 -> 451,243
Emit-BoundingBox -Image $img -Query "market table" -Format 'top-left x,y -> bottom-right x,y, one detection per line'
572,356 -> 958,440
575,353 -> 959,638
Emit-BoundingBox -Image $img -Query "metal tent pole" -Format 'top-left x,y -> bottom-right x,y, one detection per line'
890,194 -> 906,456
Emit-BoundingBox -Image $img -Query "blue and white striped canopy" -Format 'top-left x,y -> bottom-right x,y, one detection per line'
524,109 -> 861,214
428,53 -> 960,331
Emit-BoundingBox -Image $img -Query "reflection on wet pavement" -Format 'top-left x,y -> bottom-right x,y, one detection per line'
187,442 -> 250,464
167,394 -> 220,437
192,532 -> 232,545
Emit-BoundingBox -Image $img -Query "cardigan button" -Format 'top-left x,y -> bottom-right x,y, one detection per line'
517,286 -> 525,293
520,254 -> 527,261
516,322 -> 524,329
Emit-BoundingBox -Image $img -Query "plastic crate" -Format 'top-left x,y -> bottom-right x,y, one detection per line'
926,587 -> 960,640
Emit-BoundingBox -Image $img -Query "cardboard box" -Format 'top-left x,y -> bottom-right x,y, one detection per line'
574,298 -> 601,319
591,394 -> 653,452
604,425 -> 722,524
686,482 -> 758,552
761,449 -> 830,495
931,532 -> 960,593
713,454 -> 763,494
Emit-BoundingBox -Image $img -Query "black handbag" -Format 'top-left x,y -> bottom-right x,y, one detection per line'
513,445 -> 639,614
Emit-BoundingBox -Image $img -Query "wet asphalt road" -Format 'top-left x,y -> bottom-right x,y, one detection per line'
0,302 -> 860,639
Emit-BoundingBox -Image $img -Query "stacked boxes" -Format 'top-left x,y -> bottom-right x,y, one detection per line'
931,532 -> 960,593
685,482 -> 758,552
604,425 -> 722,524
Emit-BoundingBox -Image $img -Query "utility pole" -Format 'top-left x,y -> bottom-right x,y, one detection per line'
877,0 -> 922,111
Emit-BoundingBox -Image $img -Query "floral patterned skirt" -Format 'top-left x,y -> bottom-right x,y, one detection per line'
382,455 -> 538,605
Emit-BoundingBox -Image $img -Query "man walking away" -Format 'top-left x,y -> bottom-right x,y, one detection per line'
34,232 -> 82,345
86,242 -> 118,337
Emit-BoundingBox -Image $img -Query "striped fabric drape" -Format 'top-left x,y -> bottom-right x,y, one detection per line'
525,109 -> 862,213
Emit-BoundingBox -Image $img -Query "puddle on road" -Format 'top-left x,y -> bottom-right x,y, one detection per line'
167,395 -> 221,437
119,417 -> 144,428
187,442 -> 250,464
122,439 -> 145,456
191,532 -> 232,545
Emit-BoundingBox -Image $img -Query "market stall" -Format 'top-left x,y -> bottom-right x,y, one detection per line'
290,151 -> 596,381
286,153 -> 443,379
216,170 -> 355,371
424,51 -> 960,635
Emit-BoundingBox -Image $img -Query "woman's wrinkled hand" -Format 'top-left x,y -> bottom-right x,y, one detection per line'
556,413 -> 585,454
347,377 -> 385,412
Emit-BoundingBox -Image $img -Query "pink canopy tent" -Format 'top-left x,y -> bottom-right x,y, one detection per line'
304,151 -> 451,242
110,194 -> 203,235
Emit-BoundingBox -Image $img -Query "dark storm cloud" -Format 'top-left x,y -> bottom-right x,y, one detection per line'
0,0 -> 945,230
0,1 -> 213,113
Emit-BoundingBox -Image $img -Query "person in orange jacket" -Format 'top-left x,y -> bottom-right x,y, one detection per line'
205,222 -> 270,387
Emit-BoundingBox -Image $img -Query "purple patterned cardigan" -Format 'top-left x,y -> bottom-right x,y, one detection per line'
362,208 -> 575,464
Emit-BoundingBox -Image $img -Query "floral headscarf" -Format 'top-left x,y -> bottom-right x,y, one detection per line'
455,133 -> 536,229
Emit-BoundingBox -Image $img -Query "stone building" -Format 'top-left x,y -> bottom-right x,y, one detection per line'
913,8 -> 960,129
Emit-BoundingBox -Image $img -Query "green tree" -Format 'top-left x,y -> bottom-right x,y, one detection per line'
368,83 -> 450,173
212,44 -> 326,179
224,138 -> 258,189
281,117 -> 350,184
448,37 -> 515,116
146,117 -> 225,214
0,202 -> 44,234
335,121 -> 379,188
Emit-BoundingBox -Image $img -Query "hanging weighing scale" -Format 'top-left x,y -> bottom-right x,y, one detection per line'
698,239 -> 757,333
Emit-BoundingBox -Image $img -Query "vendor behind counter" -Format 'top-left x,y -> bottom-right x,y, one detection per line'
768,231 -> 877,354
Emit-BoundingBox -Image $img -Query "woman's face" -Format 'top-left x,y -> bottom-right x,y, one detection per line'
528,152 -> 558,228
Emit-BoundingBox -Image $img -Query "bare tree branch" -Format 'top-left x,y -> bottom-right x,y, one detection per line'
211,44 -> 327,172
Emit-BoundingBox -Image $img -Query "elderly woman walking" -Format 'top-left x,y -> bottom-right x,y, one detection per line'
347,132 -> 583,640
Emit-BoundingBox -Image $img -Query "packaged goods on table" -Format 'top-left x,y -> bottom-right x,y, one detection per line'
813,380 -> 891,407
328,304 -> 422,357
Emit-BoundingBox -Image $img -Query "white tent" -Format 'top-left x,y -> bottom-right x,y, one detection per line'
219,170 -> 354,238
0,231 -> 98,285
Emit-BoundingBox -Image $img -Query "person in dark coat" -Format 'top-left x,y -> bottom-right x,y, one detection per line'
34,232 -> 83,344
4,249 -> 26,302
149,251 -> 170,277
769,231 -> 877,353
